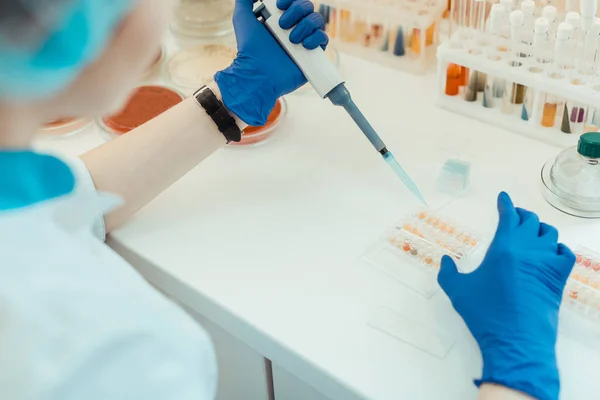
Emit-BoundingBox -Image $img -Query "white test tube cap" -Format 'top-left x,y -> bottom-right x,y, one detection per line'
580,0 -> 598,19
509,10 -> 524,41
556,22 -> 573,42
534,17 -> 550,34
490,5 -> 505,36
509,10 -> 524,27
566,12 -> 581,29
542,6 -> 557,22
520,0 -> 535,17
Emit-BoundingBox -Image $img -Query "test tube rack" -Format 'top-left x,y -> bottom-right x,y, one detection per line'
436,36 -> 600,149
316,0 -> 446,74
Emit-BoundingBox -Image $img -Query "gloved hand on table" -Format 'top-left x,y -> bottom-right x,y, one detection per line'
438,192 -> 576,400
215,0 -> 328,126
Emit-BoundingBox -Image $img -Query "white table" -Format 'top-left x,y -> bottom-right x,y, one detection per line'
38,54 -> 600,400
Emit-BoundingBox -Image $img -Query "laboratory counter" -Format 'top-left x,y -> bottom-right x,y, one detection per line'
37,55 -> 600,400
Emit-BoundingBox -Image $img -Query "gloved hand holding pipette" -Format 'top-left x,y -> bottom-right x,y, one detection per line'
230,0 -> 426,205
215,0 -> 328,126
438,192 -> 576,400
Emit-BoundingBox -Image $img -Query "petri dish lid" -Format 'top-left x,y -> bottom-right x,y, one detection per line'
172,0 -> 234,39
541,132 -> 600,218
38,117 -> 93,138
166,44 -> 236,94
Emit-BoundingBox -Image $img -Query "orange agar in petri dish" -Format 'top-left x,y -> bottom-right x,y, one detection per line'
100,85 -> 184,137
230,98 -> 287,147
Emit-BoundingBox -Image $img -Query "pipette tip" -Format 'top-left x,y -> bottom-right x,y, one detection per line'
381,151 -> 428,206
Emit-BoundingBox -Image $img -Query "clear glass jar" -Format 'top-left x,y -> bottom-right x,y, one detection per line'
541,132 -> 600,218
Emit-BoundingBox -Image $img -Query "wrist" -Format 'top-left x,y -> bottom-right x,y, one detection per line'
477,342 -> 559,400
208,80 -> 248,131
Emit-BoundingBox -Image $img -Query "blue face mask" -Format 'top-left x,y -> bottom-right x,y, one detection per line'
0,0 -> 135,101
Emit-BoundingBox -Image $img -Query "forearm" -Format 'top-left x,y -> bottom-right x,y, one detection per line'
81,82 -> 246,233
479,384 -> 535,400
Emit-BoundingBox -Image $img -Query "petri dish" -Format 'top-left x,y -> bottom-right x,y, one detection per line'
98,85 -> 184,140
38,117 -> 93,138
229,98 -> 288,147
166,44 -> 237,95
171,0 -> 235,45
141,46 -> 166,82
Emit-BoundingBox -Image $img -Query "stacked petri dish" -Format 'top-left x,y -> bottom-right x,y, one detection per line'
38,118 -> 93,138
166,44 -> 237,95
171,0 -> 235,48
140,46 -> 167,82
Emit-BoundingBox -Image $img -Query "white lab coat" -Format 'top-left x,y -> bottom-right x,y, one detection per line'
0,157 -> 217,400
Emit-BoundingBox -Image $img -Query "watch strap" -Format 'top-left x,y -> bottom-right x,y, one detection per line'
193,86 -> 242,143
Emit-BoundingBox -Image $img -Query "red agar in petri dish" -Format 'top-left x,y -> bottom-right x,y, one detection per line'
101,85 -> 184,136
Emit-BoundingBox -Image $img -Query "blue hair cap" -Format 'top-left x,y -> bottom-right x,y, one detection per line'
0,0 -> 135,101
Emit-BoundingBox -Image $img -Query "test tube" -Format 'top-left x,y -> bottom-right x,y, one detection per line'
464,0 -> 487,102
502,10 -> 526,115
483,5 -> 507,108
520,0 -> 535,46
542,5 -> 557,36
500,0 -> 515,39
458,0 -> 470,86
446,0 -> 462,96
542,23 -> 572,129
521,18 -> 550,121
560,16 -> 587,133
576,20 -> 600,132
565,12 -> 581,54
580,0 -> 598,35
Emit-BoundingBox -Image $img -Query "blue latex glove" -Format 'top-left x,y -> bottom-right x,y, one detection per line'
438,192 -> 575,400
215,0 -> 328,126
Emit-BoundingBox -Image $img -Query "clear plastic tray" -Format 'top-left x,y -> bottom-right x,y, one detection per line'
560,246 -> 600,349
563,247 -> 600,320
363,209 -> 483,298
367,306 -> 456,359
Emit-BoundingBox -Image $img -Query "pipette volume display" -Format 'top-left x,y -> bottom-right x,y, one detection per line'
254,0 -> 426,205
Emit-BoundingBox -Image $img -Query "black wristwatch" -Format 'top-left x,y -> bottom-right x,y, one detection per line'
193,85 -> 242,143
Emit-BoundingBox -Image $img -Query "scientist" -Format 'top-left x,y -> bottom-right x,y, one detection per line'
0,1 -> 575,400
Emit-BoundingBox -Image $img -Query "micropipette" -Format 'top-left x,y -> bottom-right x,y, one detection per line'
253,0 -> 426,205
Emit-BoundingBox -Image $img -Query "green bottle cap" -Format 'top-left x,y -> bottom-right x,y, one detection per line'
577,132 -> 600,158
